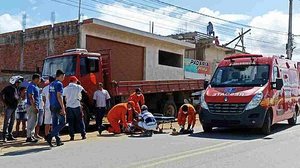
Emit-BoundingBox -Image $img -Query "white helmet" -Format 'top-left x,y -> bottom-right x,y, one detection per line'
141,105 -> 148,112
9,75 -> 24,85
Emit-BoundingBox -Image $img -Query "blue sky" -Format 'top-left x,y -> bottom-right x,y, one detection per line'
1,0 -> 300,57
0,0 -> 297,27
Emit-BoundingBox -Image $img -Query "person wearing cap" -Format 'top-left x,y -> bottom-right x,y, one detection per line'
26,73 -> 42,143
177,104 -> 197,134
134,105 -> 157,137
0,75 -> 23,142
128,88 -> 145,114
42,76 -> 55,138
93,82 -> 111,134
34,78 -> 46,139
102,101 -> 136,135
46,70 -> 66,147
63,76 -> 86,140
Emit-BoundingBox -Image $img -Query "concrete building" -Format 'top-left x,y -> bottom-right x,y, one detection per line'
0,18 -> 194,89
170,32 -> 246,79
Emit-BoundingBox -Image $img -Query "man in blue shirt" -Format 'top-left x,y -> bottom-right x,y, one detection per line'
26,74 -> 41,143
46,70 -> 66,147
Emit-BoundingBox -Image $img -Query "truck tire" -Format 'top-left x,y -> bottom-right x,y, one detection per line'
163,101 -> 177,117
82,104 -> 91,129
202,124 -> 212,133
261,111 -> 271,135
288,110 -> 297,125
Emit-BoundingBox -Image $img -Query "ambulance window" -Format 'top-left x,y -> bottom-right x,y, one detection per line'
272,66 -> 279,82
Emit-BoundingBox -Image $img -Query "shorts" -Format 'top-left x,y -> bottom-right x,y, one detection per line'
37,109 -> 44,126
16,112 -> 27,121
44,107 -> 52,125
138,122 -> 157,131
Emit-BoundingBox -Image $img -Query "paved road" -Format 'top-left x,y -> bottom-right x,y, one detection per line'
1,121 -> 300,168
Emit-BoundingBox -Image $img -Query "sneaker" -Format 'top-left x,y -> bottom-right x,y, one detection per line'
2,137 -> 7,143
45,135 -> 54,147
7,135 -> 17,141
35,135 -> 43,139
146,130 -> 153,137
81,134 -> 86,140
56,141 -> 64,146
26,137 -> 38,143
70,136 -> 74,141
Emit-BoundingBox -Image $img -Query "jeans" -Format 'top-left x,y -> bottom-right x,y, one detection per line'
2,107 -> 16,138
50,106 -> 66,141
26,106 -> 38,138
66,107 -> 86,138
96,107 -> 106,130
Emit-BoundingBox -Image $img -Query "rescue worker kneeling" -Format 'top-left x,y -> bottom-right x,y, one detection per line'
134,105 -> 157,137
177,104 -> 196,134
99,101 -> 136,135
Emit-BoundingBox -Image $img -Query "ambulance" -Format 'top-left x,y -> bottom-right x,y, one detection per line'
200,54 -> 300,134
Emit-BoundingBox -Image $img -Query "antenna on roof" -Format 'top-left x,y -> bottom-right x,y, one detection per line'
51,11 -> 55,27
22,13 -> 27,32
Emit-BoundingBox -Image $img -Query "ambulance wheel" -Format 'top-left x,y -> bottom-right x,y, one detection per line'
202,125 -> 212,133
163,101 -> 177,117
261,112 -> 271,135
288,110 -> 297,125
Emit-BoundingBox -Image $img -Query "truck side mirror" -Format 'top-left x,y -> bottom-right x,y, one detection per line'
272,78 -> 283,90
204,80 -> 209,89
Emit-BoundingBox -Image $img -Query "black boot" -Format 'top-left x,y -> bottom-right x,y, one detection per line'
56,138 -> 64,146
46,134 -> 54,147
7,134 -> 16,141
2,135 -> 7,143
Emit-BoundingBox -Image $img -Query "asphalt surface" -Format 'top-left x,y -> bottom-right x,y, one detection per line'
1,120 -> 300,168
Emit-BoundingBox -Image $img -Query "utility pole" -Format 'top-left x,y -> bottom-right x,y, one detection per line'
286,0 -> 293,59
78,0 -> 82,23
20,13 -> 26,71
77,0 -> 82,48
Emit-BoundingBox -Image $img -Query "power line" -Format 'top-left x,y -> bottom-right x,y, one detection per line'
49,0 -> 290,53
148,0 -> 289,35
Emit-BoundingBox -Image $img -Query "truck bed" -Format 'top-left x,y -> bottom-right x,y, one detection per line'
110,79 -> 205,96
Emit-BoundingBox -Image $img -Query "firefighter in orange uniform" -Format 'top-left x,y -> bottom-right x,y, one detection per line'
177,104 -> 197,133
128,88 -> 145,113
104,101 -> 136,134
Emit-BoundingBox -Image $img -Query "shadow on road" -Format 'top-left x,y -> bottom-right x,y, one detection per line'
189,123 -> 295,140
1,147 -> 51,156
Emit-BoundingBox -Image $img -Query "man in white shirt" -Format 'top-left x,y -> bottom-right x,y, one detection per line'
63,76 -> 86,140
42,76 -> 55,137
93,82 -> 111,134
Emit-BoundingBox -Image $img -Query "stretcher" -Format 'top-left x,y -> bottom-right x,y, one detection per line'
153,113 -> 176,133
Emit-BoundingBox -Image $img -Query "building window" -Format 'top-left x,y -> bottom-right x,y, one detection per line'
158,50 -> 183,68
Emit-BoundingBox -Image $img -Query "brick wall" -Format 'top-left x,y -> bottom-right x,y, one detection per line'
86,35 -> 145,81
0,20 -> 79,91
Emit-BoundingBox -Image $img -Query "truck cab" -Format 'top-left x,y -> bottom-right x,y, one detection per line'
42,49 -> 111,126
200,54 -> 300,134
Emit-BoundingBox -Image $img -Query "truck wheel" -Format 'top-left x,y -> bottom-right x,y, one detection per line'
261,111 -> 271,135
202,124 -> 212,133
163,101 -> 177,117
82,104 -> 90,129
288,111 -> 297,125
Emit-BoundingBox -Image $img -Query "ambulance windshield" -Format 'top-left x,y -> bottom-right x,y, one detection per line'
210,65 -> 269,87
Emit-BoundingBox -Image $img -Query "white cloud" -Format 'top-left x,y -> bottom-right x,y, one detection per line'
0,14 -> 22,33
28,0 -> 36,5
246,10 -> 300,59
95,3 -> 251,36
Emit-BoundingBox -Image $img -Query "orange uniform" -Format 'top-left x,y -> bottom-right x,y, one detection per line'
177,104 -> 197,128
107,102 -> 135,134
128,92 -> 145,113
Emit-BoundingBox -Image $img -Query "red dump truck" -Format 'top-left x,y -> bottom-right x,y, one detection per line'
42,49 -> 205,126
